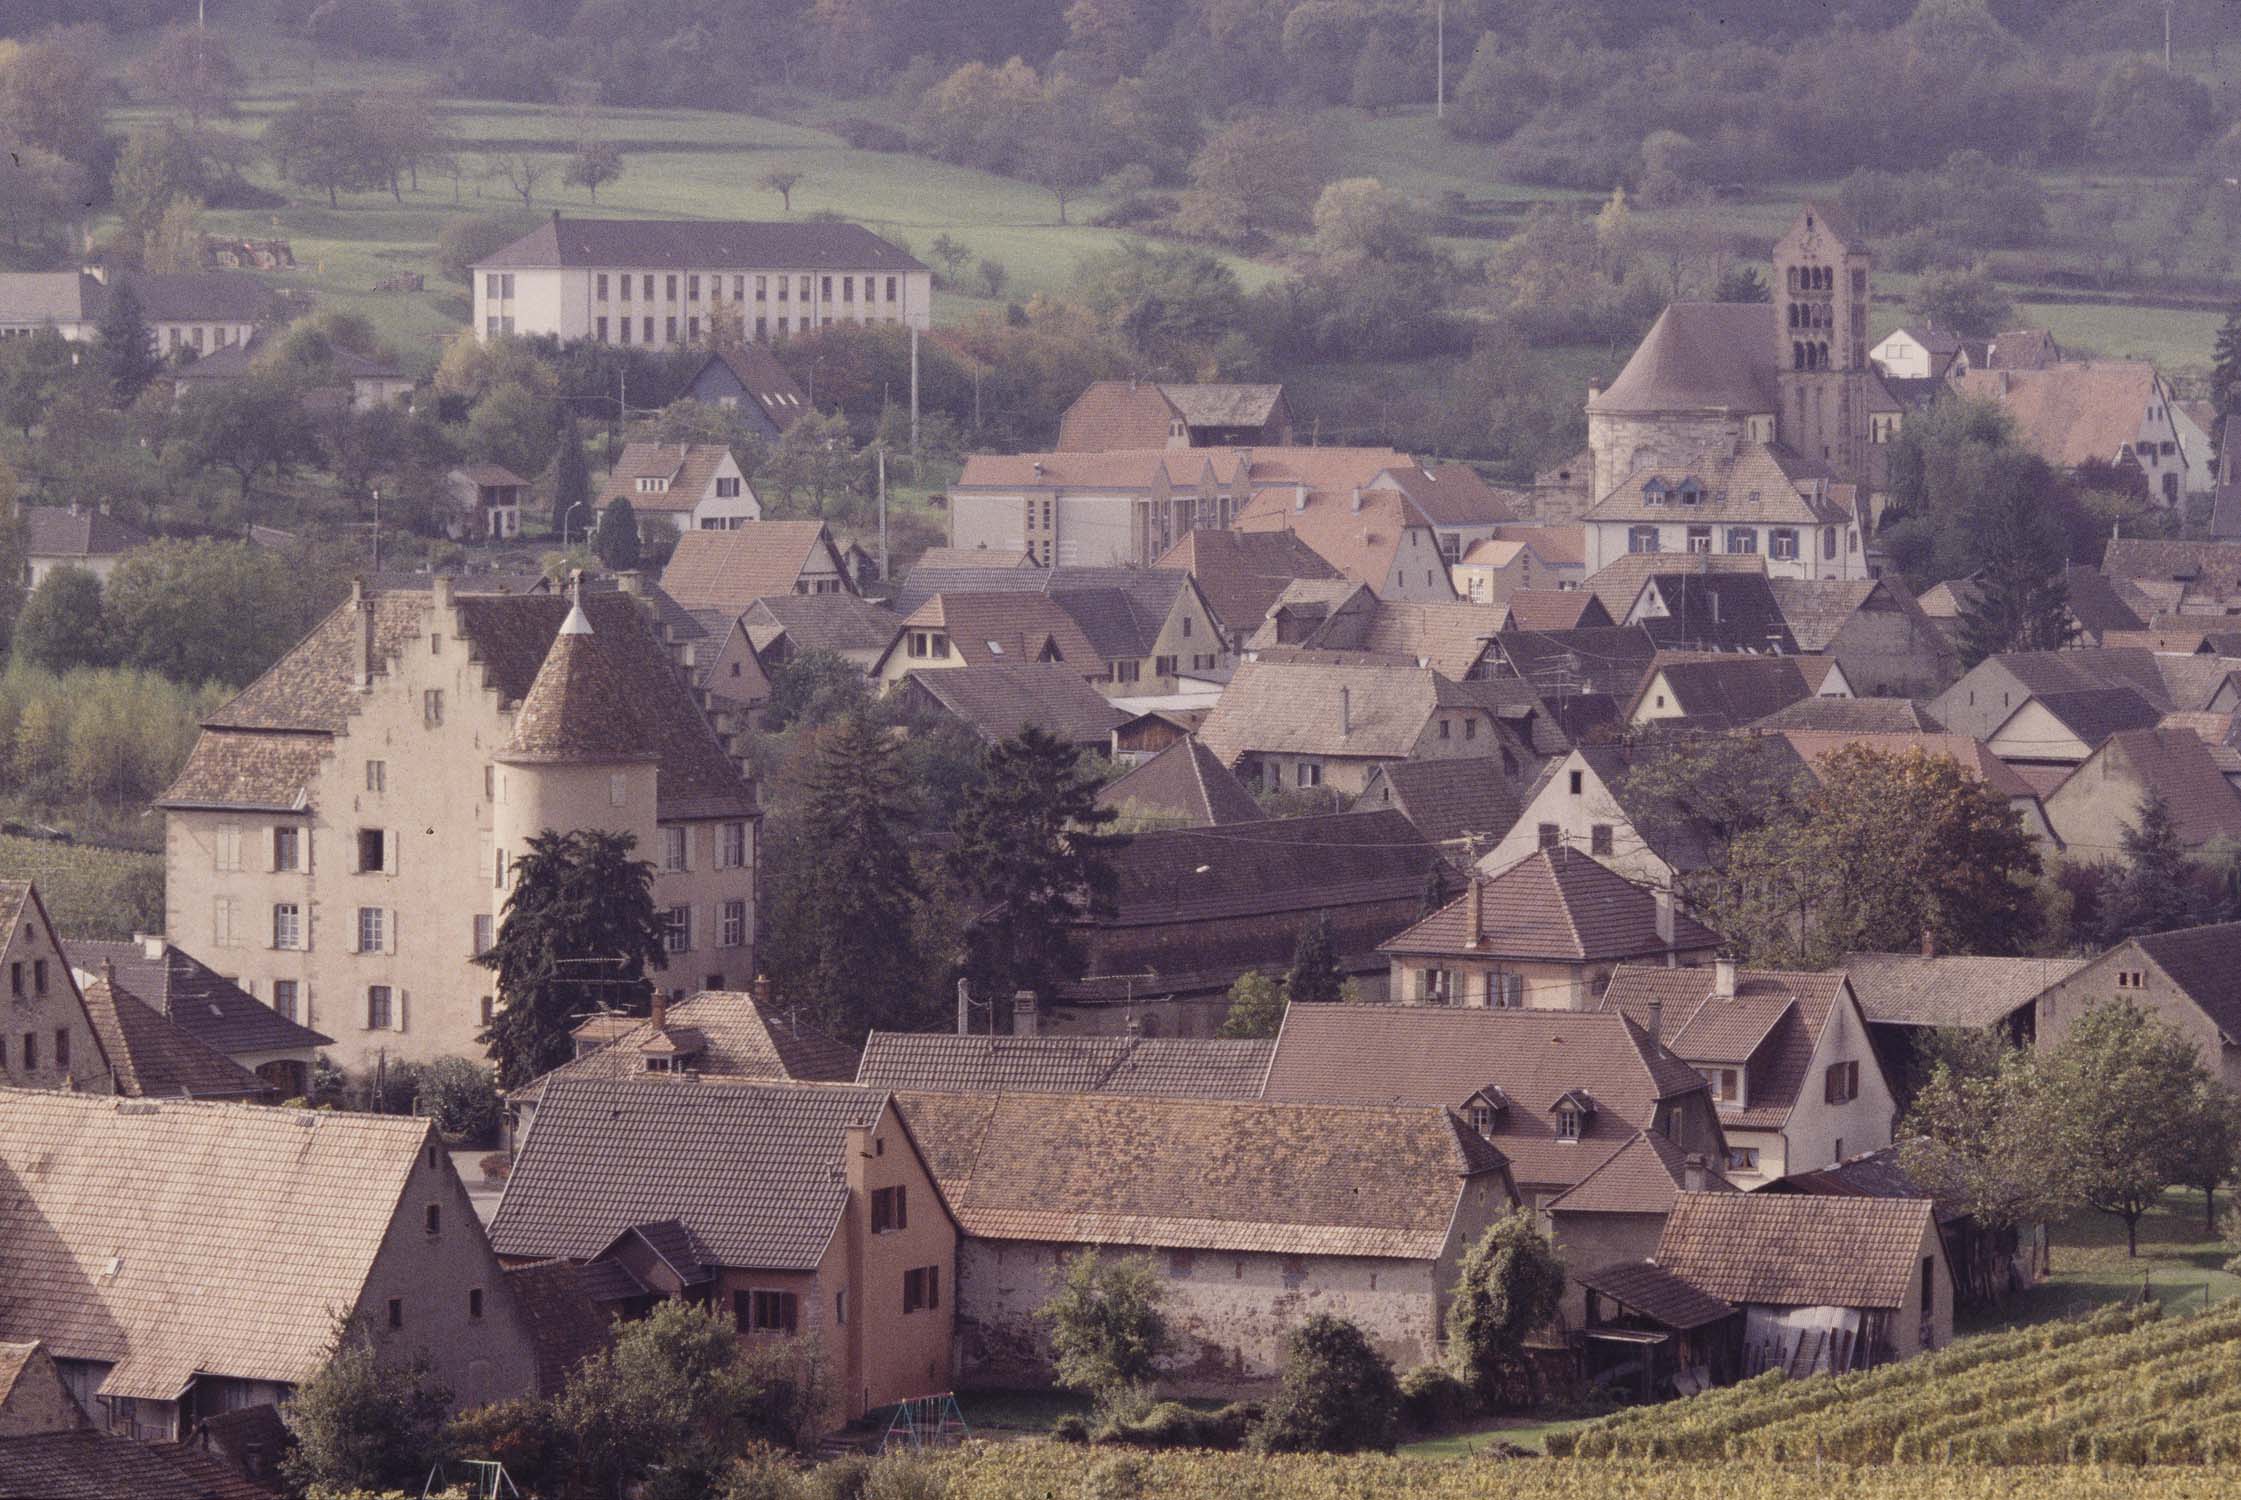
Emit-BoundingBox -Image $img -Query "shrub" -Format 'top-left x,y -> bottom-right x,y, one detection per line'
835,119 -> 909,151
1099,1401 -> 1242,1450
860,1453 -> 948,1500
1398,1364 -> 1474,1431
1051,1412 -> 1091,1443
415,1056 -> 503,1143
1041,1253 -> 1172,1395
721,1445 -> 805,1500
1249,1315 -> 1401,1454
1078,1453 -> 1147,1500
800,1453 -> 872,1500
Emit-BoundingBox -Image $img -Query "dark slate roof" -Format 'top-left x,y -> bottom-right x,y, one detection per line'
489,1079 -> 890,1270
65,939 -> 331,1054
1547,1129 -> 1733,1216
890,565 -> 1196,659
80,977 -> 271,1101
103,269 -> 272,323
1761,1144 -> 1965,1224
477,217 -> 925,272
1635,573 -> 1796,654
1602,966 -> 1851,1130
2062,566 -> 2149,638
687,347 -> 808,431
1155,529 -> 1344,642
1359,757 -> 1520,849
2134,922 -> 2241,1039
741,594 -> 900,657
1099,738 -> 1266,827
900,663 -> 1126,747
19,505 -> 149,560
1492,626 -> 1660,699
855,1033 -> 1272,1098
1104,810 -> 1436,926
1632,654 -> 1816,730
1575,1259 -> 1734,1330
1751,696 -> 1941,733
1839,953 -> 2089,1029
1262,1004 -> 1709,1192
1380,847 -> 1721,962
2029,687 -> 2167,745
501,1260 -> 614,1396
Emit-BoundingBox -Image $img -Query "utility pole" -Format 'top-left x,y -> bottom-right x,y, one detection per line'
1435,0 -> 1445,119
2164,0 -> 2175,68
909,323 -> 921,472
877,447 -> 890,586
371,488 -> 381,572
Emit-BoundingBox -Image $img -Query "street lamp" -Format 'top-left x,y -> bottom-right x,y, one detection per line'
562,500 -> 591,548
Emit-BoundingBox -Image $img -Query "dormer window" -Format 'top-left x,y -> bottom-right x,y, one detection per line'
635,476 -> 670,494
1463,1086 -> 1510,1139
1677,479 -> 1703,507
1642,478 -> 1669,506
1557,1108 -> 1583,1141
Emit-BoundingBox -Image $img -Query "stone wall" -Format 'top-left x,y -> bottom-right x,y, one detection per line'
1587,412 -> 1751,509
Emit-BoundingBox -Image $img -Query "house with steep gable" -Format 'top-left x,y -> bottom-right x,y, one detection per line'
597,442 -> 762,531
661,520 -> 857,614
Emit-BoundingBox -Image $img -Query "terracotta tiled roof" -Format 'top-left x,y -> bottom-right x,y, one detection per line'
1358,756 -> 1520,849
79,976 -> 270,1101
855,1034 -> 1272,1098
1654,1192 -> 1937,1310
1765,577 -> 1935,654
475,218 -> 925,272
1261,1004 -> 1709,1192
2105,539 -> 2241,604
596,443 -> 737,515
899,662 -> 1125,747
1602,967 -> 1850,1130
1581,553 -> 1769,616
894,1091 -> 1507,1259
1953,362 -> 2164,469
1586,441 -> 1848,528
511,992 -> 860,1104
1628,654 -> 1817,729
1589,304 -> 1778,417
1231,483 -> 1443,593
0,1429 -> 280,1500
0,1090 -> 441,1396
1575,1258 -> 1734,1329
2076,728 -> 2241,846
19,506 -> 149,561
1780,731 -> 2037,800
1549,1129 -> 1734,1216
1055,381 -> 1184,450
1341,600 -> 1506,677
1753,697 -> 1940,732
1493,524 -> 1586,567
909,546 -> 1034,572
1501,591 -> 1612,631
660,522 -> 842,615
1099,738 -> 1265,827
1382,848 -> 1721,962
1376,463 -> 1520,527
740,593 -> 900,658
2130,922 -> 2241,1038
896,591 -> 1103,670
501,1260 -> 614,1396
196,591 -> 426,734
1199,657 -> 1464,762
156,732 -> 327,811
1984,328 -> 2058,370
490,1079 -> 891,1270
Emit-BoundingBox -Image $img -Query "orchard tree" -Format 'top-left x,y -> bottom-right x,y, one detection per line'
477,828 -> 668,1087
267,91 -> 383,207
1900,1044 -> 2075,1299
12,568 -> 112,674
565,140 -> 625,202
2045,1000 -> 2207,1256
756,167 -> 804,211
2171,1080 -> 2241,1234
950,726 -> 1121,1008
129,25 -> 240,125
1183,113 -> 1326,240
1026,80 -> 1112,225
173,378 -> 322,500
1912,268 -> 2015,341
1039,1250 -> 1170,1394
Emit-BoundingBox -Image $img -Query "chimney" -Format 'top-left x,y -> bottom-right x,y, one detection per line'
1012,990 -> 1040,1037
431,573 -> 453,610
617,569 -> 645,598
1351,485 -> 1364,513
649,991 -> 667,1032
1683,1153 -> 1708,1192
100,956 -> 115,993
550,207 -> 560,223
135,932 -> 164,961
1293,481 -> 1307,512
753,973 -> 774,1008
1655,888 -> 1676,949
1920,926 -> 1937,958
351,577 -> 375,690
1588,384 -> 1602,405
1647,999 -> 1662,1043
1339,686 -> 1351,738
1464,878 -> 1483,949
956,977 -> 972,1036
1714,957 -> 1736,999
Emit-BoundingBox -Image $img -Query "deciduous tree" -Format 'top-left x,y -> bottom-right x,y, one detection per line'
129,25 -> 239,125
12,568 -> 111,674
1445,1211 -> 1567,1406
1217,968 -> 1286,1038
756,167 -> 804,211
1039,1250 -> 1171,1394
2171,1080 -> 2241,1234
477,828 -> 668,1087
1900,1043 -> 2074,1299
173,378 -> 321,500
281,1333 -> 451,1495
1251,1315 -> 1402,1454
2045,999 -> 2208,1256
103,539 -> 304,687
564,140 -> 625,202
267,91 -> 383,208
1182,113 -> 1326,241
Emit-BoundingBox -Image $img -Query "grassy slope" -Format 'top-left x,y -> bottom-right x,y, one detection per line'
1960,1186 -> 2241,1334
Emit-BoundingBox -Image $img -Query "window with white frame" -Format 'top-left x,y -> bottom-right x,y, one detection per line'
663,906 -> 692,953
213,897 -> 238,948
721,899 -> 746,948
273,979 -> 299,1022
272,903 -> 302,950
367,986 -> 394,1030
717,822 -> 747,868
661,826 -> 689,872
357,907 -> 385,953
1556,1107 -> 1583,1140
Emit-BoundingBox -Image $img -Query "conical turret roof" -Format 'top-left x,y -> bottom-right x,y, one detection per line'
498,601 -> 658,764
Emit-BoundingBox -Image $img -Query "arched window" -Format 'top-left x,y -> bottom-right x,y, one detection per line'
1792,341 -> 1804,370
1819,341 -> 1830,368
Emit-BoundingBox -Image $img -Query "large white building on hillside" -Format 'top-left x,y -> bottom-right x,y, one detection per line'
470,215 -> 932,347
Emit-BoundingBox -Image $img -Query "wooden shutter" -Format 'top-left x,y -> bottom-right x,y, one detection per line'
384,909 -> 398,956
384,830 -> 400,875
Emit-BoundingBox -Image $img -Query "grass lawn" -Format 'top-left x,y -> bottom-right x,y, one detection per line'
1397,1414 -> 1601,1459
1958,1185 -> 2241,1335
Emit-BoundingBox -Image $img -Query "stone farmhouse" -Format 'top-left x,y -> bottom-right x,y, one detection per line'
0,1089 -> 537,1441
895,1090 -> 1516,1389
2033,921 -> 2241,1091
471,215 -> 931,346
160,580 -> 759,1068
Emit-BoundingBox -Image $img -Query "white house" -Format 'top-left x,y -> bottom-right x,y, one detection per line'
595,443 -> 762,531
0,270 -> 266,354
1868,326 -> 1963,381
471,215 -> 931,347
